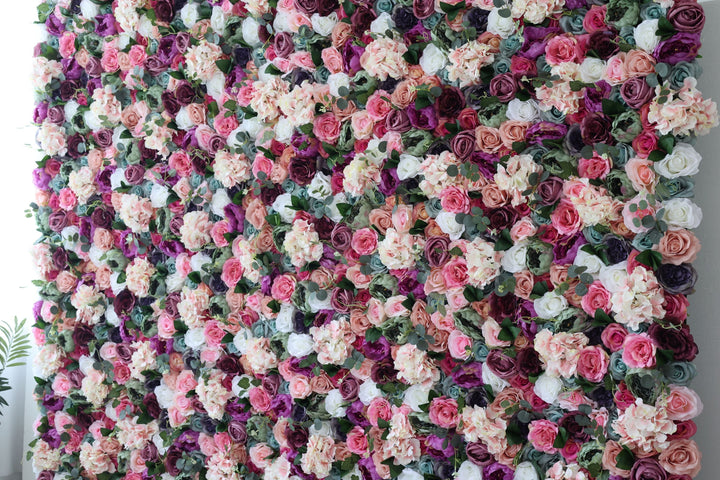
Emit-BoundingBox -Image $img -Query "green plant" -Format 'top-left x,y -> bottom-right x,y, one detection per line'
0,317 -> 30,418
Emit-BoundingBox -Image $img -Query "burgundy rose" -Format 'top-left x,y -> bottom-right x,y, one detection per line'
145,55 -> 168,76
620,76 -> 654,109
371,360 -> 398,383
143,393 -> 162,419
587,30 -> 620,60
66,133 -> 85,158
46,106 -> 65,125
516,347 -> 543,377
37,472 -> 54,480
451,130 -> 476,159
155,0 -> 175,23
175,81 -> 196,106
437,86 -> 465,118
489,73 -> 519,102
485,349 -> 517,379
52,248 -> 68,270
425,236 -> 451,267
124,165 -> 146,185
67,370 -> 84,389
413,0 -> 435,19
169,215 -> 184,236
59,80 -> 78,101
85,56 -> 103,77
207,135 -> 226,155
286,425 -> 309,450
361,336 -> 391,361
114,289 -> 136,315
72,325 -> 94,349
667,0 -> 705,33
559,412 -> 591,442
141,442 -> 160,462
331,223 -> 353,251
48,210 -> 68,232
313,217 -> 335,241
536,176 -> 563,205
339,375 -> 360,401
274,32 -> 295,58
288,157 -> 316,186
93,128 -> 114,149
263,375 -> 281,397
174,32 -> 190,53
630,458 -> 668,480
116,344 -> 133,363
164,447 -> 183,476
487,206 -> 518,231
162,91 -> 181,117
218,354 -> 241,375
654,33 -> 701,65
351,6 -> 377,36
490,293 -> 518,319
581,113 -> 614,145
385,109 -> 412,133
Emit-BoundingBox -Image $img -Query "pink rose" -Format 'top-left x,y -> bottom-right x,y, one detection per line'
346,426 -> 369,455
313,113 -> 341,143
580,282 -> 611,315
439,186 -> 471,214
52,373 -> 72,397
576,345 -> 609,383
442,257 -> 469,290
550,200 -> 583,236
169,151 -> 193,177
351,228 -> 379,256
582,5 -> 607,33
545,35 -> 580,66
289,376 -> 312,399
59,32 -> 77,58
128,44 -> 148,67
429,397 -> 459,429
665,386 -> 703,421
221,257 -> 245,288
176,370 -> 198,394
210,220 -> 230,248
249,387 -> 272,412
321,47 -> 344,74
367,397 -> 392,427
578,154 -> 612,180
601,323 -> 628,352
447,329 -> 472,360
249,443 -> 274,468
621,333 -> 656,369
271,274 -> 297,303
528,419 -> 559,454
204,320 -> 226,348
158,312 -> 176,339
366,91 -> 392,121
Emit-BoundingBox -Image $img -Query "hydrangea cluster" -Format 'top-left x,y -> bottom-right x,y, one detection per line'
30,0 -> 715,479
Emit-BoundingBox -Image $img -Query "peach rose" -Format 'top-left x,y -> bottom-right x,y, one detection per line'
657,229 -> 701,265
625,49 -> 656,77
499,120 -> 530,149
659,439 -> 702,477
475,125 -> 503,153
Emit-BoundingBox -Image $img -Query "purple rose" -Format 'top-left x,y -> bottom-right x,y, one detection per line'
45,15 -> 65,36
145,55 -> 168,76
654,33 -> 701,65
217,354 -> 242,375
33,168 -> 51,190
331,287 -> 354,313
486,349 -> 517,379
553,233 -> 586,264
451,130 -> 476,159
657,263 -> 697,295
274,32 -> 295,58
424,236 -> 451,267
95,14 -> 117,36
466,442 -> 494,466
630,458 -> 668,480
59,80 -> 78,101
85,56 -> 103,77
379,168 -> 399,196
519,26 -> 561,60
164,447 -> 183,476
385,109 -> 412,133
227,421 -> 247,443
407,105 -> 438,130
224,203 -> 245,233
370,360 -> 398,383
124,165 -> 146,185
526,121 -> 568,145
93,128 -> 114,149
286,424 -> 309,450
620,76 -> 654,109
339,375 -> 360,401
425,435 -> 455,459
34,102 -> 49,124
113,289 -> 136,315
175,81 -> 196,106
162,91 -> 181,117
46,106 -> 64,125
155,0 -> 176,23
141,442 -> 160,462
332,223 -> 353,251
667,0 -> 705,33
175,32 -> 191,53
490,73 -> 519,102
361,336 -> 391,361
403,22 -> 432,45
48,210 -> 68,232
587,30 -> 620,59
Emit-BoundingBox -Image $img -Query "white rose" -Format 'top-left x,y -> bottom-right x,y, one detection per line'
324,389 -> 347,417
397,154 -> 422,180
328,73 -> 350,97
154,382 -> 175,409
501,243 -> 527,273
104,307 -> 120,327
243,117 -> 264,140
150,184 -> 170,208
274,117 -> 295,142
482,361 -> 510,393
506,98 -> 541,122
308,172 -> 333,200
110,271 -> 126,296
370,12 -> 395,33
435,211 -> 465,241
242,17 -> 262,46
80,0 -> 100,18
84,110 -> 103,131
110,168 -> 126,190
599,262 -> 628,292
419,43 -> 447,76
61,226 -> 80,251
403,384 -> 431,412
358,379 -> 382,405
455,461 -> 483,480
273,10 -> 292,33
307,291 -> 333,312
210,188 -> 231,217
64,100 -> 79,122
309,420 -> 332,436
175,107 -> 193,130
579,57 -> 606,83
180,3 -> 199,28
190,252 -> 211,272
398,469 -> 424,480
534,373 -> 563,404
165,271 -> 185,293
276,304 -> 295,333
655,143 -> 701,179
233,329 -> 253,355
117,33 -> 132,51
78,355 -> 94,376
311,13 -> 338,36
573,249 -> 603,275
272,193 -> 296,223
287,333 -> 314,357
534,291 -> 568,319
211,6 -> 227,35
226,126 -> 246,149
326,193 -> 347,223
105,403 -> 119,421
487,8 -> 516,38
184,327 -> 206,350
662,198 -> 702,230
206,72 -> 226,101
634,19 -> 660,53
365,139 -> 387,164
514,462 -> 539,480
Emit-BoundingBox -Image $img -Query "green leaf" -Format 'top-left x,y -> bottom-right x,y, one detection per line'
215,59 -> 232,74
601,98 -> 626,116
635,250 -> 663,270
616,445 -> 635,470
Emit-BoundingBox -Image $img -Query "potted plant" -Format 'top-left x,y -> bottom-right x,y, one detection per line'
0,317 -> 30,420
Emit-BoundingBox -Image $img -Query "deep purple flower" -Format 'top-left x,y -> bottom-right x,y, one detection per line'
95,14 -> 117,36
407,105 -> 438,130
654,33 -> 701,65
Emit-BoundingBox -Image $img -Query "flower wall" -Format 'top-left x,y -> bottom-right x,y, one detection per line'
29,0 -> 716,479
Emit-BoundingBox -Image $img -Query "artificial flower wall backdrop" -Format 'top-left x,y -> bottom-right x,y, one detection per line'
28,0 -> 717,479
